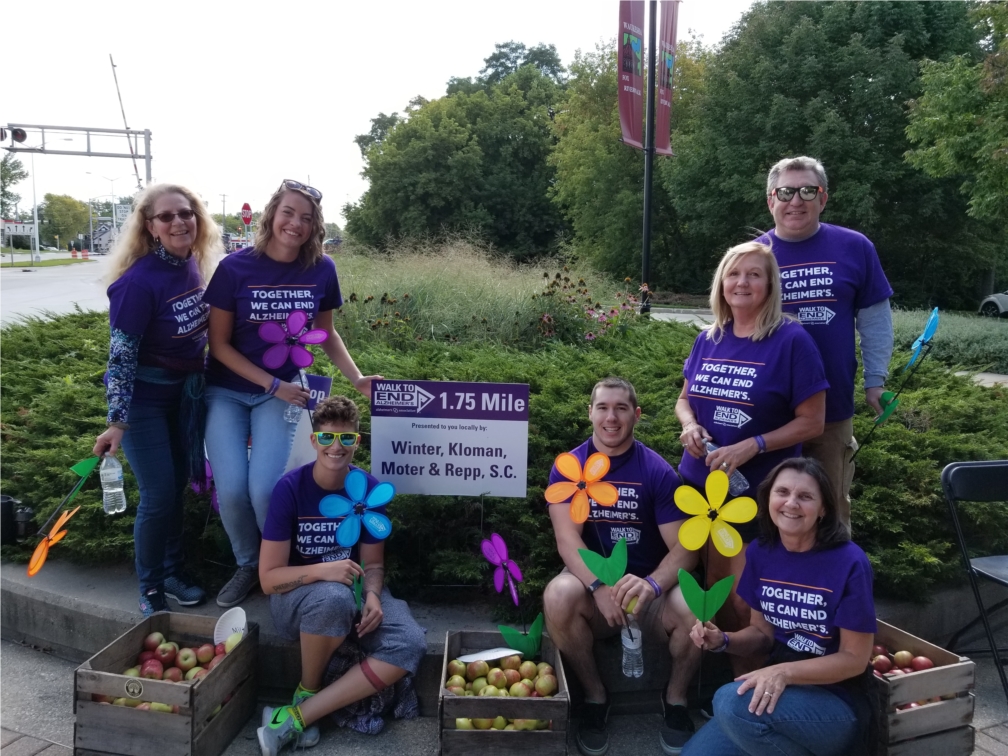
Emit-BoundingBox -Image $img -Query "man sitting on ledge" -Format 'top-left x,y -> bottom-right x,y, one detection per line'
255,395 -> 426,756
543,376 -> 700,756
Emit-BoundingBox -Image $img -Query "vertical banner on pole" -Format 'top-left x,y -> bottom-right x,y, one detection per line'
655,0 -> 680,156
618,1 -> 646,149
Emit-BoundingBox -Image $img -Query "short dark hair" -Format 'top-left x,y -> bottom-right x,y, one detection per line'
590,376 -> 638,409
312,395 -> 360,431
755,457 -> 849,549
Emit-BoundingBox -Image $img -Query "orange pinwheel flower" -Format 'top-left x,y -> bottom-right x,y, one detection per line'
28,505 -> 80,577
544,452 -> 619,523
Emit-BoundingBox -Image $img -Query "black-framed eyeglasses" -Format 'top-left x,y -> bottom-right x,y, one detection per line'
771,185 -> 824,202
149,209 -> 195,223
313,431 -> 360,447
282,180 -> 322,201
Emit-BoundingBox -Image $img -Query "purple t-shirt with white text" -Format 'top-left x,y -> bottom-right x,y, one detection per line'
108,252 -> 208,405
760,224 -> 893,423
548,439 -> 683,577
203,249 -> 342,392
738,538 -> 876,657
680,320 -> 828,495
263,463 -> 384,567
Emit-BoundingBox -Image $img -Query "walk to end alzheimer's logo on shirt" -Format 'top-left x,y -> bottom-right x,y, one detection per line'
688,357 -> 760,430
780,261 -> 837,326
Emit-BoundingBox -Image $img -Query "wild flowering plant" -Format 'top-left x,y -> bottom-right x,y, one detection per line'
533,269 -> 641,342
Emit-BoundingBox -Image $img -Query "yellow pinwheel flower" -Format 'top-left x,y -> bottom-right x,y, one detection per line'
674,470 -> 757,557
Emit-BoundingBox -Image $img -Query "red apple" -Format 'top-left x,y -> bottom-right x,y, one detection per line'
872,655 -> 893,673
196,644 -> 215,665
519,661 -> 538,680
155,643 -> 177,667
137,650 -> 156,665
901,667 -> 914,674
207,654 -> 226,671
536,663 -> 555,677
535,674 -> 558,696
215,642 -> 226,657
885,669 -> 905,677
143,632 -> 166,652
873,670 -> 884,679
140,659 -> 163,679
500,655 -> 522,671
893,650 -> 913,668
446,685 -> 466,696
447,659 -> 467,678
872,644 -> 889,658
486,668 -> 507,689
92,693 -> 116,703
509,681 -> 532,697
185,667 -> 208,682
167,642 -> 179,653
466,660 -> 489,682
176,648 -> 198,672
135,702 -> 151,711
503,668 -> 521,687
910,656 -> 934,671
162,667 -> 183,683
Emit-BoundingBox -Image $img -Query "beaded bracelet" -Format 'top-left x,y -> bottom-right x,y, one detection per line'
267,377 -> 281,396
754,434 -> 767,453
645,575 -> 662,598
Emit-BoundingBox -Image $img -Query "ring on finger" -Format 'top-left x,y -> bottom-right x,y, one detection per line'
763,692 -> 772,698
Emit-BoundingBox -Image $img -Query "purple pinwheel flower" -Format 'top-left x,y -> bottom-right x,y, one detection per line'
190,460 -> 219,513
481,533 -> 524,606
319,470 -> 394,547
258,311 -> 328,370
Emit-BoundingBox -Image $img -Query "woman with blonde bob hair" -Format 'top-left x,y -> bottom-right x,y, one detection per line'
669,241 -> 829,695
202,180 -> 381,609
93,183 -> 222,616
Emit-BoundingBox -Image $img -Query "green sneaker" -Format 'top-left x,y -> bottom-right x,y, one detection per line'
257,706 -> 304,756
261,705 -> 319,749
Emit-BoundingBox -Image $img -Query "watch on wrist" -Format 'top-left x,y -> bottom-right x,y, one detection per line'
588,579 -> 604,594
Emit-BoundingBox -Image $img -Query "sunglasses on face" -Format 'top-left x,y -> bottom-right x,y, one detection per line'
282,180 -> 323,201
149,209 -> 195,223
313,431 -> 360,447
771,185 -> 824,202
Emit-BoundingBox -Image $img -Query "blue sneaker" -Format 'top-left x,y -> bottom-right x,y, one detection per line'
164,574 -> 207,606
262,705 -> 319,748
139,587 -> 168,618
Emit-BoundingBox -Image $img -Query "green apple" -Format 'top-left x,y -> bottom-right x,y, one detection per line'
492,715 -> 507,730
224,632 -> 243,654
123,667 -> 140,677
535,719 -> 550,730
519,661 -> 538,680
149,702 -> 172,713
470,677 -> 488,695
446,685 -> 466,696
478,684 -> 499,697
472,718 -> 494,730
447,659 -> 467,679
500,655 -> 522,671
535,674 -> 558,696
537,662 -> 555,677
509,681 -> 532,697
486,668 -> 507,689
455,718 -> 474,730
513,718 -> 536,731
504,724 -> 516,730
446,674 -> 467,689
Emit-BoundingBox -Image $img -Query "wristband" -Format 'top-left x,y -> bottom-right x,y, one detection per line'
645,575 -> 662,598
754,435 -> 766,453
108,421 -> 130,430
266,377 -> 281,395
588,578 -> 604,594
712,632 -> 729,653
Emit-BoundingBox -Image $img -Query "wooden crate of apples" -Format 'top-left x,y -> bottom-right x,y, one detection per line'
872,619 -> 975,756
73,613 -> 258,756
439,630 -> 569,755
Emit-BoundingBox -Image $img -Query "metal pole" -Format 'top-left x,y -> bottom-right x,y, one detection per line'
89,198 -> 93,257
640,0 -> 657,314
31,152 -> 39,266
144,130 -> 152,186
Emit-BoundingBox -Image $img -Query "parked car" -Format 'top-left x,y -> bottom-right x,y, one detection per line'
323,237 -> 342,250
979,290 -> 1008,318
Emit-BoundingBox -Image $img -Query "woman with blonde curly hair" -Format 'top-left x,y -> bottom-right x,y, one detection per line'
203,180 -> 380,609
93,183 -> 222,616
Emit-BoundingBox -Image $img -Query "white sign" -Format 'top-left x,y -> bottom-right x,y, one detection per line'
371,380 -> 529,497
3,221 -> 35,237
114,205 -> 131,224
285,374 -> 336,474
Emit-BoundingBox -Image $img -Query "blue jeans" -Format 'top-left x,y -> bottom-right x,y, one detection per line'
204,386 -> 298,568
682,681 -> 860,756
121,401 -> 187,593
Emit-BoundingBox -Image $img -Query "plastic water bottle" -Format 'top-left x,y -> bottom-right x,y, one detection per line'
100,455 -> 127,514
283,370 -> 307,424
704,441 -> 750,496
621,616 -> 644,678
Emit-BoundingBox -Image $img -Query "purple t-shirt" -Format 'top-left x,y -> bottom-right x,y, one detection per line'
738,538 -> 876,657
263,463 -> 385,567
203,249 -> 343,393
108,252 -> 208,404
547,439 -> 684,577
680,320 -> 828,495
760,224 -> 893,423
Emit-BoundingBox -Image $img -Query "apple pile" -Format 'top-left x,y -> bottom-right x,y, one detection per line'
444,654 -> 557,731
91,630 -> 244,713
870,642 -> 946,709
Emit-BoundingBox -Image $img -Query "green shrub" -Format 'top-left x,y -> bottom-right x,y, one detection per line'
892,307 -> 1008,374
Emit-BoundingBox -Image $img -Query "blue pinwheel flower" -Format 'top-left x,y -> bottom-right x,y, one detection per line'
904,307 -> 939,371
319,469 -> 394,547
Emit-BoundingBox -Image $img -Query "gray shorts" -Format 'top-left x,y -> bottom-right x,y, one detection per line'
270,583 -> 427,675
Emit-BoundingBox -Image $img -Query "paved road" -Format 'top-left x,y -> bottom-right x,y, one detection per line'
0,255 -> 110,326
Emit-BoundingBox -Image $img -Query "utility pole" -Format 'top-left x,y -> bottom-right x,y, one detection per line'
640,0 -> 658,314
220,194 -> 227,236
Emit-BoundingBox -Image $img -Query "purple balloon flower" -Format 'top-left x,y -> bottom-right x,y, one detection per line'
258,311 -> 327,370
481,533 -> 524,606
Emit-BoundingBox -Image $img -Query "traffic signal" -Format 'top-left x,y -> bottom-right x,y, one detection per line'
0,128 -> 5,141
11,128 -> 27,143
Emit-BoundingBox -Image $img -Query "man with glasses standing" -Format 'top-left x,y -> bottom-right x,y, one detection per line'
760,156 -> 894,532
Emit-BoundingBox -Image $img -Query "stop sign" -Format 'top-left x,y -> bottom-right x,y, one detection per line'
241,203 -> 252,226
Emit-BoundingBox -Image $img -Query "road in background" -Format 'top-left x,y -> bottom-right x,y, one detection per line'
0,255 -> 109,326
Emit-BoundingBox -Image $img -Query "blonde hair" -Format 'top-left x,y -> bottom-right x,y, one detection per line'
106,184 -> 221,285
707,241 -> 791,342
254,185 -> 325,268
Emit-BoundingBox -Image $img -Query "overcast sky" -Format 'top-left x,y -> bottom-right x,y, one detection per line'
6,0 -> 753,225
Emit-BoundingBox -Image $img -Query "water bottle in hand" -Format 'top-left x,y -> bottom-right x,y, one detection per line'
621,616 -> 644,678
283,370 -> 308,424
100,455 -> 127,515
704,441 -> 750,496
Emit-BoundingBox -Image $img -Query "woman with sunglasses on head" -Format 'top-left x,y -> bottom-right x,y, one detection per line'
93,184 -> 221,616
203,180 -> 380,609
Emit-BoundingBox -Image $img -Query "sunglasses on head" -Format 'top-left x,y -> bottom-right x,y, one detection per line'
313,431 -> 360,447
282,180 -> 323,201
149,209 -> 195,223
771,185 -> 824,202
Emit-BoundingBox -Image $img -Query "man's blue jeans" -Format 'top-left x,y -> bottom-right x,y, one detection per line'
682,680 -> 861,756
205,386 -> 298,569
121,401 -> 187,593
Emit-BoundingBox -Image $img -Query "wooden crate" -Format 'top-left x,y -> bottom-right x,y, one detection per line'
874,619 -> 975,756
73,613 -> 258,756
438,630 -> 569,755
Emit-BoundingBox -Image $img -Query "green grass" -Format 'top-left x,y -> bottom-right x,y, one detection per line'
893,308 -> 1008,374
2,257 -> 95,268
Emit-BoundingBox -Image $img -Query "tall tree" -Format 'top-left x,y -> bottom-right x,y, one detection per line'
1,154 -> 28,219
664,1 -> 990,307
42,194 -> 90,246
354,113 -> 400,159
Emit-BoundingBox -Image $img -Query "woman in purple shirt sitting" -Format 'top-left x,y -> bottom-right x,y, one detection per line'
203,181 -> 380,609
93,184 -> 221,616
683,457 -> 877,756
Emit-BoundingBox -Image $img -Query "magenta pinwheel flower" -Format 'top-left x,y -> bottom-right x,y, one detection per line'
258,311 -> 327,369
481,533 -> 524,606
